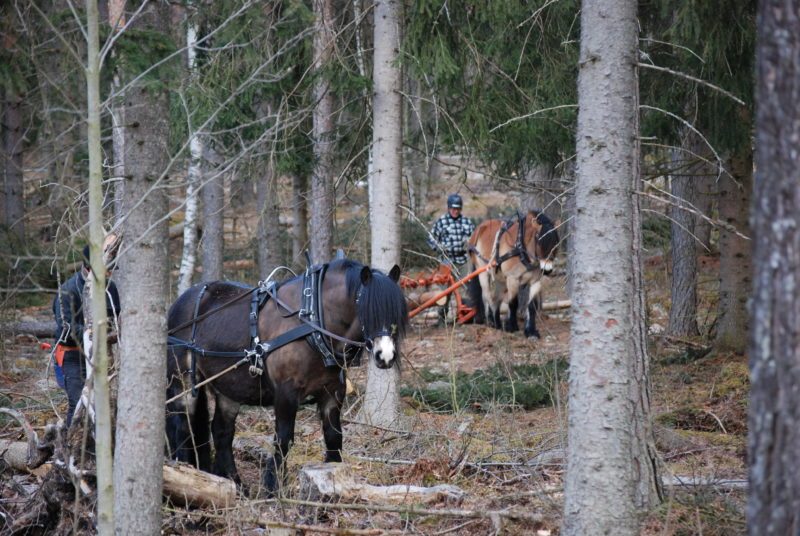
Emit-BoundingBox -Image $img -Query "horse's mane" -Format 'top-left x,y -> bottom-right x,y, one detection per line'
332,258 -> 409,343
532,210 -> 559,254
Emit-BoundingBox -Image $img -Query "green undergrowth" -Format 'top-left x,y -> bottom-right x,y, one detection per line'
401,358 -> 568,413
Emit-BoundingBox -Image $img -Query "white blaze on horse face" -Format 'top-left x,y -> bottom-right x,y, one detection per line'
539,258 -> 554,274
372,335 -> 397,368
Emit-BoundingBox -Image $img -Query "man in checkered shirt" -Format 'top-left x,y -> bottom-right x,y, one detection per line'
427,193 -> 476,268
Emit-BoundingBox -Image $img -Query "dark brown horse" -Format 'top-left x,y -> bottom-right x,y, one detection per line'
165,258 -> 408,493
467,210 -> 559,337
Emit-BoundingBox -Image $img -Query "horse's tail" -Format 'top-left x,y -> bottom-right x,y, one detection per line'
166,359 -> 211,471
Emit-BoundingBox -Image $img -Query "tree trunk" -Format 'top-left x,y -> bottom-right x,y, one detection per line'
716,149 -> 752,352
2,87 -> 25,244
749,2 -> 800,533
291,173 -> 308,265
178,9 -> 202,295
310,0 -> 335,263
85,1 -> 114,530
668,135 -> 699,336
256,150 -> 282,279
362,0 -> 403,429
113,4 -> 171,533
108,0 -> 126,226
201,166 -> 225,281
564,0 -> 660,533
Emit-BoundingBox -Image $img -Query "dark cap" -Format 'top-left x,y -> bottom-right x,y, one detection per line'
447,194 -> 463,209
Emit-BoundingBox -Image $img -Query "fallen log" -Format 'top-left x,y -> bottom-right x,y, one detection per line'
0,320 -> 55,338
162,462 -> 237,509
0,408 -> 57,471
298,463 -> 465,505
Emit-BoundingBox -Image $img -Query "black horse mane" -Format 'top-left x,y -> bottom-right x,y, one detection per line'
533,211 -> 559,255
332,258 -> 409,343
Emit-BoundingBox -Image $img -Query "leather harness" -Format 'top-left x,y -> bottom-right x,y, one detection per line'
471,212 -> 538,271
167,260 -> 366,395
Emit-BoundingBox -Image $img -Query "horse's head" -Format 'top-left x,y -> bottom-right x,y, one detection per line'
348,263 -> 408,369
529,211 -> 559,275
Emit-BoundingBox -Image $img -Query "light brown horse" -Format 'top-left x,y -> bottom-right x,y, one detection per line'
467,210 -> 559,337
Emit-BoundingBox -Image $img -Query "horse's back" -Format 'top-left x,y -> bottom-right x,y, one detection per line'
469,219 -> 504,259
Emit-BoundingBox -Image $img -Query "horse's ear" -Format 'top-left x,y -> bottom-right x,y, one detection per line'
388,265 -> 401,282
360,266 -> 372,285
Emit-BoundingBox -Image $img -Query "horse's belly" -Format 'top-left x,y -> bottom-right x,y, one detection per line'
204,366 -> 275,407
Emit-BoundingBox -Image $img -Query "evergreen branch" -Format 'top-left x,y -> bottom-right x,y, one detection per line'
638,62 -> 746,107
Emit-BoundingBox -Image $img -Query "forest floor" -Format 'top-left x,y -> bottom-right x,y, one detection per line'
0,173 -> 747,534
0,256 -> 747,535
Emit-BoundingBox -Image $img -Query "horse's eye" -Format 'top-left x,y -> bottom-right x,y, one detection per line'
365,339 -> 373,351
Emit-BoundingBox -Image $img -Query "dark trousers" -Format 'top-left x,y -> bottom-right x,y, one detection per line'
61,349 -> 86,426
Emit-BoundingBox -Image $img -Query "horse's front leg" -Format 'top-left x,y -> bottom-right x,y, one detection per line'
524,280 -> 543,339
502,277 -> 521,332
211,393 -> 242,483
478,270 -> 501,329
264,386 -> 299,495
318,384 -> 345,463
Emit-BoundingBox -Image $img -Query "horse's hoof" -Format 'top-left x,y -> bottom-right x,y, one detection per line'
525,330 -> 541,339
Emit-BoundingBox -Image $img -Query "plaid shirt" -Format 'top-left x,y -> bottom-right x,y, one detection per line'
427,213 -> 476,265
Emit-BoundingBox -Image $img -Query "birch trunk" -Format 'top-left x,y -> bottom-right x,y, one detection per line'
84,1 -> 113,531
113,4 -> 171,533
749,2 -> 800,531
362,0 -> 403,428
178,10 -> 202,295
310,0 -> 335,263
108,0 -> 126,225
564,0 -> 660,533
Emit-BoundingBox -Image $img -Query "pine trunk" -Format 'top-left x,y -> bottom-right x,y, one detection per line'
716,149 -> 752,352
668,136 -> 699,336
2,87 -> 24,243
310,0 -> 335,263
291,173 -> 308,265
564,0 -> 660,533
113,4 -> 171,532
256,152 -> 282,279
362,0 -> 403,428
749,1 -> 800,532
201,168 -> 224,281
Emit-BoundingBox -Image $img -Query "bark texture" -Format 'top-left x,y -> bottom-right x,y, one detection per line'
2,87 -> 25,243
362,0 -> 403,428
716,150 -> 752,352
113,3 -> 171,532
748,2 -> 800,533
178,12 -> 202,295
309,0 -> 335,263
564,0 -> 660,533
291,173 -> 308,264
201,167 -> 224,281
256,155 -> 282,279
668,136 -> 699,336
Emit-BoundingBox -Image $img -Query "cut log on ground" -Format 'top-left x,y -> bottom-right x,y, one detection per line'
298,463 -> 465,505
163,462 -> 237,509
0,320 -> 56,338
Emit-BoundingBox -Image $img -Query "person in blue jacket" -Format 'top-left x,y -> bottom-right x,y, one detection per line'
427,193 -> 476,268
52,245 -> 121,426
